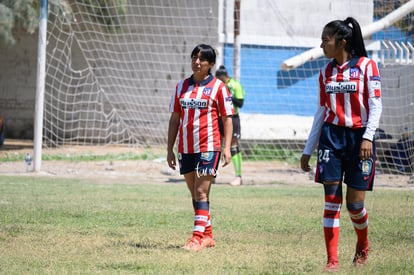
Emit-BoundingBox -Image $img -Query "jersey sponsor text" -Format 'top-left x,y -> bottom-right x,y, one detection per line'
180,98 -> 208,109
325,81 -> 357,94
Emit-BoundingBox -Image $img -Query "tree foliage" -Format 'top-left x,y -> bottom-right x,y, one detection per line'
0,0 -> 41,45
374,0 -> 414,38
77,0 -> 127,31
0,0 -> 126,46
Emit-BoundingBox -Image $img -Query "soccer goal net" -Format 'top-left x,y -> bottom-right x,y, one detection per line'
43,0 -> 414,175
44,0 -> 218,147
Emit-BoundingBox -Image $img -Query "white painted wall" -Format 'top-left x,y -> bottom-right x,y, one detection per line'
0,32 -> 38,139
220,0 -> 373,47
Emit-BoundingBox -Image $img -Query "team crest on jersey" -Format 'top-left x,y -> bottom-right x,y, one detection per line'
349,67 -> 360,79
203,87 -> 212,96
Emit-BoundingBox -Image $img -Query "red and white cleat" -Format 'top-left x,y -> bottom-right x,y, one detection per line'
323,261 -> 339,272
182,237 -> 203,252
201,236 -> 216,248
353,247 -> 368,267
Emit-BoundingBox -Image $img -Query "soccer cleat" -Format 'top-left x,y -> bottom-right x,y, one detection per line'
182,237 -> 203,252
201,236 -> 216,248
353,247 -> 368,267
229,176 -> 242,186
323,261 -> 339,272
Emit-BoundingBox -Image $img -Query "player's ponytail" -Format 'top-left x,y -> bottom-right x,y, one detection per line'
344,17 -> 367,57
324,17 -> 367,58
215,65 -> 229,78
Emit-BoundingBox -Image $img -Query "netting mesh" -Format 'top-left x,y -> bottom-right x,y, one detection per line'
45,0 -> 217,146
43,0 -> 414,176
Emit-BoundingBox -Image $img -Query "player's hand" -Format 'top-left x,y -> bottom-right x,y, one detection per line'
300,154 -> 311,172
360,139 -> 373,160
167,151 -> 176,170
222,148 -> 231,167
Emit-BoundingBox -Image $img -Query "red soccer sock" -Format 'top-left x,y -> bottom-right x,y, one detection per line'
193,201 -> 209,242
204,211 -> 213,238
193,200 -> 213,238
347,202 -> 369,250
323,185 -> 343,264
203,201 -> 213,238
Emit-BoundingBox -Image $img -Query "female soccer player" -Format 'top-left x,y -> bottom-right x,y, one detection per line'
215,65 -> 246,186
167,44 -> 234,251
300,17 -> 382,271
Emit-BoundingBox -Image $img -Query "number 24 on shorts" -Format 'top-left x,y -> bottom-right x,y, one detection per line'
318,149 -> 330,163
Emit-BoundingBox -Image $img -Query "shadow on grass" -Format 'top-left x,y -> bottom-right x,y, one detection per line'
129,241 -> 181,249
166,178 -> 184,184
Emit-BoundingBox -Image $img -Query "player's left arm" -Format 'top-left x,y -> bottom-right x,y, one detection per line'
217,83 -> 234,166
361,59 -> 383,160
221,115 -> 233,167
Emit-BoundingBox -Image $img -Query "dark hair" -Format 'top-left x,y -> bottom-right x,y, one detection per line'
324,17 -> 367,57
191,44 -> 216,74
215,65 -> 228,77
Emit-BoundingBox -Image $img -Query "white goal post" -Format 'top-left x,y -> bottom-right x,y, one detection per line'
33,0 -> 48,172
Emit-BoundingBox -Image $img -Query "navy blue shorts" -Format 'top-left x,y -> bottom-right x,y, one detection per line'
315,123 -> 376,191
178,151 -> 221,177
219,114 -> 240,139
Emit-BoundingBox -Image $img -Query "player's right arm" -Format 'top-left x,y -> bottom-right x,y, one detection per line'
301,106 -> 325,172
301,71 -> 327,172
167,112 -> 180,170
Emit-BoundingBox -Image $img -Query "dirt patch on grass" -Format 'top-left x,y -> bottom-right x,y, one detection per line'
0,139 -> 412,188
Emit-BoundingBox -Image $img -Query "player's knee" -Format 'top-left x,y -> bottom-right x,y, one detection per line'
230,145 -> 239,156
346,201 -> 364,211
323,184 -> 342,196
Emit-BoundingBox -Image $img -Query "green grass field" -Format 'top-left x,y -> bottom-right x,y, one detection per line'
0,175 -> 413,274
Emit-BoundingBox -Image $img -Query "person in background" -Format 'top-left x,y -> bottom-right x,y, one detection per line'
300,17 -> 382,272
215,65 -> 245,186
167,44 -> 234,251
0,113 -> 4,146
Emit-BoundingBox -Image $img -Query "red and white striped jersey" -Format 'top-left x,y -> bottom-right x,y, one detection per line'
169,74 -> 234,154
319,56 -> 381,129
